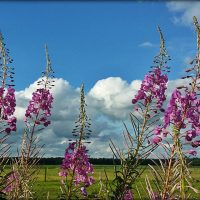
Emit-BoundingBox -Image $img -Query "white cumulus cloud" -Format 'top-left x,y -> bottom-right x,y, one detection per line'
138,41 -> 155,48
88,77 -> 141,121
167,2 -> 200,26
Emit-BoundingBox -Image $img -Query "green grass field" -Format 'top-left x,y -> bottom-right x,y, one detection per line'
30,165 -> 200,200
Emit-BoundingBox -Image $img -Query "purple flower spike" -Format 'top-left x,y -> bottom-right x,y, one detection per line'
0,87 -> 17,134
60,142 -> 94,197
25,88 -> 53,128
132,67 -> 168,110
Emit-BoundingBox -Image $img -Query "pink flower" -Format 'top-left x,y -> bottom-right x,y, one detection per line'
187,150 -> 197,156
151,136 -> 162,145
2,171 -> 19,193
192,140 -> 200,148
58,171 -> 67,177
154,126 -> 162,135
80,187 -> 87,197
162,129 -> 168,137
152,192 -> 162,200
186,130 -> 196,141
124,189 -> 133,200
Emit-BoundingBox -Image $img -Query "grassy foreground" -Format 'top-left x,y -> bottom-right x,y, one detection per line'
29,165 -> 200,200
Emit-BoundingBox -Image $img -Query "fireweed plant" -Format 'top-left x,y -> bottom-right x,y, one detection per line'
4,45 -> 55,199
145,16 -> 200,200
0,32 -> 16,198
59,83 -> 94,200
103,26 -> 171,200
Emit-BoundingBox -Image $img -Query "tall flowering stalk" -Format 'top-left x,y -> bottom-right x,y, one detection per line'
0,32 -> 16,198
0,32 -> 16,135
106,26 -> 171,200
5,45 -> 55,199
59,83 -> 94,200
146,16 -> 200,200
22,45 -> 54,168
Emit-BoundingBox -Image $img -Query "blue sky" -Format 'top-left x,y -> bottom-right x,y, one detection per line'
2,1 -> 200,157
0,1 -> 197,91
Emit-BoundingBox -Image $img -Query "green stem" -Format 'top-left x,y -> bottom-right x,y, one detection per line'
161,144 -> 175,200
176,134 -> 186,200
67,166 -> 76,200
0,37 -> 7,89
118,101 -> 151,200
172,126 -> 186,200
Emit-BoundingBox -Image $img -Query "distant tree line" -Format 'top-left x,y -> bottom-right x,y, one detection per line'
2,157 -> 200,166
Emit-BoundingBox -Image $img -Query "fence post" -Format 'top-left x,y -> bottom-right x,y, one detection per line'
45,167 -> 47,182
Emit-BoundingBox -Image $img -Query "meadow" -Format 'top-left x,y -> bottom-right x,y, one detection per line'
25,165 -> 200,200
